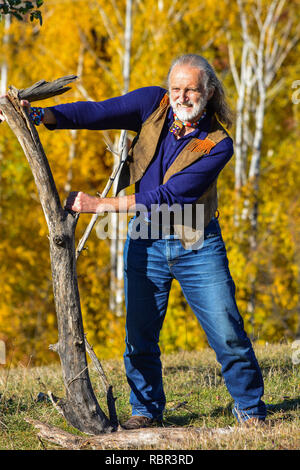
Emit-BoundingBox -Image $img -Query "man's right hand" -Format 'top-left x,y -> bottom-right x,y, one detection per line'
0,97 -> 31,123
0,99 -> 56,126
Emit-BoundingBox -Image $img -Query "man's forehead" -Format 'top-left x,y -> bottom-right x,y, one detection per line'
169,65 -> 204,83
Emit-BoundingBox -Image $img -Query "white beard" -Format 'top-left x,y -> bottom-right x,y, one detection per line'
170,94 -> 208,122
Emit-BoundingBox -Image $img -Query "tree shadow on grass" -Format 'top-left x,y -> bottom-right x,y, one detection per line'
162,412 -> 202,427
267,398 -> 300,413
163,365 -> 198,374
162,398 -> 300,428
162,402 -> 233,427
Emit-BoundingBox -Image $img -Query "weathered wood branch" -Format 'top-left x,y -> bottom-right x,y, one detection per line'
17,75 -> 78,103
25,418 -> 235,450
0,77 -> 114,435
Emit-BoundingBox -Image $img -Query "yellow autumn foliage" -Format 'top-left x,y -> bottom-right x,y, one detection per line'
0,0 -> 299,365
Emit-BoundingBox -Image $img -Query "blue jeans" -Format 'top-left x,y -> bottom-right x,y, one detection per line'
123,217 -> 266,422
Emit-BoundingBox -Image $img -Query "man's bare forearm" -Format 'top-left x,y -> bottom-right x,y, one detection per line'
96,194 -> 136,213
65,191 -> 137,214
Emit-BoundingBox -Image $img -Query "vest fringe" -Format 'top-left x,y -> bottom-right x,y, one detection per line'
159,93 -> 170,108
186,137 -> 216,154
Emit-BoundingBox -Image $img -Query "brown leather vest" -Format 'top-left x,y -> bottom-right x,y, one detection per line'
116,93 -> 229,248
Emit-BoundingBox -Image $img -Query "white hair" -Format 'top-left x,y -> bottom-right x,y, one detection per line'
167,54 -> 234,128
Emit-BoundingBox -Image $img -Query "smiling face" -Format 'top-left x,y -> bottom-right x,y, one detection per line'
169,65 -> 213,122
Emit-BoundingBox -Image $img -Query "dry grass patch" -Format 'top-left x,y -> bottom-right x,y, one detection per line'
0,342 -> 299,450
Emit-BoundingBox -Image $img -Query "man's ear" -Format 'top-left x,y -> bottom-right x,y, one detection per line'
207,87 -> 215,100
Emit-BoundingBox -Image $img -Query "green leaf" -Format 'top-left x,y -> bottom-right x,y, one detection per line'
30,10 -> 42,26
1,4 -> 10,14
25,2 -> 34,9
11,11 -> 23,21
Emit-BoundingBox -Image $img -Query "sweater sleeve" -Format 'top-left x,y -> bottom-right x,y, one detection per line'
135,137 -> 234,209
45,86 -> 167,132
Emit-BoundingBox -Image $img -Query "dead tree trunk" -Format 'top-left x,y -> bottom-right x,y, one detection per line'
0,78 -> 114,435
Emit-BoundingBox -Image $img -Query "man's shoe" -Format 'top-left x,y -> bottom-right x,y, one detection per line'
122,415 -> 154,430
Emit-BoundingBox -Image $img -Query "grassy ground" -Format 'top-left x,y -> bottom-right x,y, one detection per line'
0,342 -> 299,450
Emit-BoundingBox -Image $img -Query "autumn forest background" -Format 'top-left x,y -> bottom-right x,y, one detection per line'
0,0 -> 299,366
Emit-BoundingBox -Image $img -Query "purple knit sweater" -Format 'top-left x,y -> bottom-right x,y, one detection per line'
47,86 -> 234,208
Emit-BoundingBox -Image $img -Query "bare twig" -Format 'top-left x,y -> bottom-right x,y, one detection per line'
75,153 -> 126,260
85,337 -> 119,430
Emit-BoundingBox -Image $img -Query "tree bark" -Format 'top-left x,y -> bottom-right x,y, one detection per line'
25,418 -> 234,450
0,82 -> 114,435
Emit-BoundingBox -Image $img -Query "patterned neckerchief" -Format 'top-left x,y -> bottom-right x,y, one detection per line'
169,110 -> 207,137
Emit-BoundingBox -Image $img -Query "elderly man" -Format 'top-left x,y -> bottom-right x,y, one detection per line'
9,54 -> 267,428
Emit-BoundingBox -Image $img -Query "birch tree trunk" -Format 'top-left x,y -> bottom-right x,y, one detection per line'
63,46 -> 85,194
0,14 -> 10,221
0,15 -> 10,96
110,0 -> 132,317
228,37 -> 250,226
228,0 -> 300,328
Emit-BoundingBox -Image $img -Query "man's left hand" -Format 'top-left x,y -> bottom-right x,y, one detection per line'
65,191 -> 99,213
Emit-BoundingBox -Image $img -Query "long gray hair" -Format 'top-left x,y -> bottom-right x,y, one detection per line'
167,54 -> 234,129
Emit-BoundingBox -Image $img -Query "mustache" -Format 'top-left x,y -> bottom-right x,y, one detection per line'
174,101 -> 194,107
